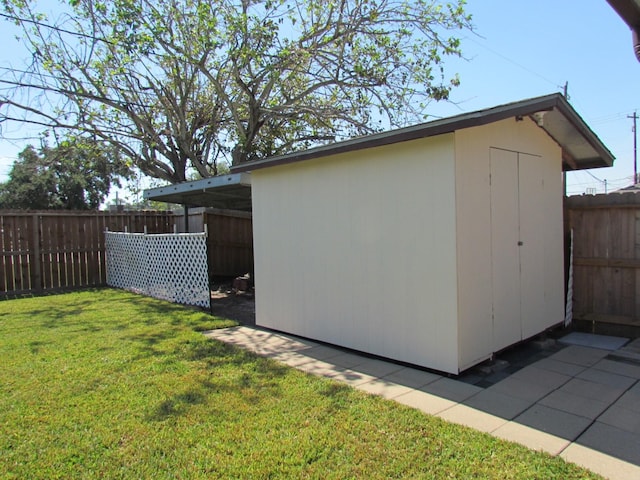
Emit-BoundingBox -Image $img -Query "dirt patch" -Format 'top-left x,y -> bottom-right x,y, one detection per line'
209,278 -> 255,325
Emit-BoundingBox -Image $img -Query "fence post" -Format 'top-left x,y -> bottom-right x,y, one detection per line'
106,227 -> 111,284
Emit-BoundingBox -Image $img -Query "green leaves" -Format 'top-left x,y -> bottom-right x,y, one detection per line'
0,137 -> 131,210
0,0 -> 472,181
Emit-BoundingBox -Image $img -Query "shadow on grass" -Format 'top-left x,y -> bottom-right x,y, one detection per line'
153,390 -> 208,420
4,288 -> 290,423
4,289 -> 233,339
146,339 -> 292,422
28,340 -> 49,354
121,329 -> 184,360
9,301 -> 99,331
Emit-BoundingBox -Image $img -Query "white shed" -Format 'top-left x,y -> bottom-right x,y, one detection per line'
233,94 -> 614,374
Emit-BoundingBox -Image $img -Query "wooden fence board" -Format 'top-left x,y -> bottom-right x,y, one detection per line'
0,217 -> 10,293
0,211 -> 174,297
566,192 -> 640,327
57,215 -> 67,287
40,216 -> 51,289
88,215 -> 100,285
20,215 -> 31,292
11,216 -> 23,292
0,209 -> 250,297
31,215 -> 42,293
204,209 -> 253,276
0,217 -> 6,293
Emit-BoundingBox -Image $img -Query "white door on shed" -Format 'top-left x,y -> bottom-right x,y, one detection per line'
518,152 -> 548,339
490,148 -> 521,348
490,148 -> 546,350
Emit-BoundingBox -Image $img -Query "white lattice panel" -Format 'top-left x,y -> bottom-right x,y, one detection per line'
105,231 -> 210,308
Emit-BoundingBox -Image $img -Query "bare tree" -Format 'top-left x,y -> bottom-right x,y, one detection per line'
1,0 -> 471,183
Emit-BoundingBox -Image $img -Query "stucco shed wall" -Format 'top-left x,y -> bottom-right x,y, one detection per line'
251,134 -> 460,372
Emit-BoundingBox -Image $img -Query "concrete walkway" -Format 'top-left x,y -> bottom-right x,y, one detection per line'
204,326 -> 640,480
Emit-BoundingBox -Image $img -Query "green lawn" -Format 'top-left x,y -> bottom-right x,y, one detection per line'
0,289 -> 602,479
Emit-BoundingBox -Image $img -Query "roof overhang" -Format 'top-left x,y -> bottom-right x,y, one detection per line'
232,93 -> 614,174
607,0 -> 640,27
607,0 -> 640,61
145,94 -> 614,209
143,173 -> 252,211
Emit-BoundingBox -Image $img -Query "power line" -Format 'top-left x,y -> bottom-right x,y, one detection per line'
590,111 -> 636,124
462,35 -> 563,89
583,170 -> 605,183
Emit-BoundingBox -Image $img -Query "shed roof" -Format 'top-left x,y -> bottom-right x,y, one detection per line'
143,173 -> 252,211
144,94 -> 614,209
232,93 -> 614,174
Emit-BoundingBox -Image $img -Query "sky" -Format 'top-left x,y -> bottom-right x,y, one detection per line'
0,0 -> 638,198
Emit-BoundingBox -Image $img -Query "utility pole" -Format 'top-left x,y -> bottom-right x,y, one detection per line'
629,111 -> 638,184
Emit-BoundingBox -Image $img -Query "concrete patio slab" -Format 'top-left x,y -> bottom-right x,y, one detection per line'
576,368 -> 637,390
513,404 -> 592,440
298,345 -> 344,361
394,389 -> 457,415
630,381 -> 640,395
202,326 -> 252,342
560,377 -> 627,403
420,377 -> 483,402
489,376 -> 561,403
463,389 -> 533,420
252,343 -> 303,355
539,389 -> 611,420
549,345 -> 610,367
381,367 -> 441,389
326,352 -> 368,369
509,365 -> 573,388
329,368 -> 379,387
265,351 -> 316,367
559,332 -> 629,351
493,422 -> 570,456
611,338 -> 640,364
614,389 -> 640,413
577,421 -> 640,466
437,404 -> 508,433
295,359 -> 344,379
592,358 -> 640,380
356,378 -> 414,400
598,404 -> 640,434
531,357 -> 587,377
561,444 -> 640,480
204,326 -> 318,354
349,357 -> 404,378
204,325 -> 640,479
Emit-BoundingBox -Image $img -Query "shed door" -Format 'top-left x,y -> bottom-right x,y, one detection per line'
490,148 -> 544,349
518,153 -> 547,339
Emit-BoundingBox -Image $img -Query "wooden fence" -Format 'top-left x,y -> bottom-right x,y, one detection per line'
565,193 -> 640,334
174,207 -> 253,277
0,211 -> 174,297
4,198 -> 639,331
0,208 -> 253,298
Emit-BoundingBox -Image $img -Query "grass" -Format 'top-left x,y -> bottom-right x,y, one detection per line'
0,289 -> 602,479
